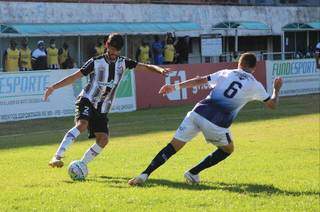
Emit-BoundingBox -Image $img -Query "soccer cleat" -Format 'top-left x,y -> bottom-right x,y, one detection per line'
184,171 -> 200,184
48,156 -> 64,168
128,174 -> 148,186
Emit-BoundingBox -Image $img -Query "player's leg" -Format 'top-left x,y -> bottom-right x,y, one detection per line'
49,98 -> 90,168
142,138 -> 185,176
80,110 -> 109,165
128,111 -> 199,186
128,138 -> 185,186
185,134 -> 234,184
81,132 -> 108,165
183,113 -> 234,184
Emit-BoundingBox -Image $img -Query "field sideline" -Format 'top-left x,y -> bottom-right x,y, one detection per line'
0,94 -> 319,211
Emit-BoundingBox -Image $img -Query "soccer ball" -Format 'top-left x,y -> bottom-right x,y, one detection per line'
68,160 -> 88,181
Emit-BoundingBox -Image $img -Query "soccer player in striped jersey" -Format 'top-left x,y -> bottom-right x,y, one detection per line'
44,33 -> 168,169
129,53 -> 283,186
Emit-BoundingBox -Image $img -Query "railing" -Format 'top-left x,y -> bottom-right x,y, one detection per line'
189,51 -> 315,64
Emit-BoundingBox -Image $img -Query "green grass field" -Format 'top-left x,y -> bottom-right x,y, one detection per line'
0,95 -> 319,211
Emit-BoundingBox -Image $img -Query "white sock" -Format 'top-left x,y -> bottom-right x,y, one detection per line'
55,126 -> 80,158
81,143 -> 103,165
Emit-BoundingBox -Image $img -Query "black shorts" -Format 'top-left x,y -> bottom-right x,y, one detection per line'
75,97 -> 109,138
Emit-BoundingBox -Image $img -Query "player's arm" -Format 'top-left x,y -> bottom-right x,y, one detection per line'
159,75 -> 208,94
43,70 -> 83,101
44,57 -> 94,101
134,63 -> 169,75
264,77 -> 283,109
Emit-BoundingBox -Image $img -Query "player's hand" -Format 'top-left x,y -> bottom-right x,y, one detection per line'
159,84 -> 175,94
158,67 -> 171,75
273,77 -> 283,91
43,86 -> 54,101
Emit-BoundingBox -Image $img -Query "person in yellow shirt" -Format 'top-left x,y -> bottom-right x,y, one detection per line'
93,39 -> 105,57
19,38 -> 32,71
47,39 -> 59,69
135,39 -> 151,64
58,42 -> 72,69
2,39 -> 19,72
164,37 -> 175,64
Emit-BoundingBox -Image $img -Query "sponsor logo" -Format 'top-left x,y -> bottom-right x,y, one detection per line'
272,60 -> 317,76
179,126 -> 186,132
165,70 -> 187,101
97,80 -> 115,88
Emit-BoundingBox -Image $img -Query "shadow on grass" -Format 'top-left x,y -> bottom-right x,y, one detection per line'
0,94 -> 319,150
94,176 -> 319,197
209,182 -> 319,197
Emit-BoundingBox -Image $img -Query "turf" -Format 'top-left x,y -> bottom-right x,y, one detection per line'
0,94 -> 319,211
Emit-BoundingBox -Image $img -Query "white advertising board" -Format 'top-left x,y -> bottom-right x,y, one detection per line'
266,59 -> 320,96
201,37 -> 222,57
0,69 -> 136,123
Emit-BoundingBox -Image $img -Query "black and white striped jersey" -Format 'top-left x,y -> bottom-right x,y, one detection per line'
79,54 -> 137,113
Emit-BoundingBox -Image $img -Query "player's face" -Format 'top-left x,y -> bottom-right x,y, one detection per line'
107,46 -> 120,61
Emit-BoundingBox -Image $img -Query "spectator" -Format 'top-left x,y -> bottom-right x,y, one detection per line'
19,38 -> 32,71
135,39 -> 151,64
152,35 -> 164,65
32,40 -> 47,70
59,42 -> 72,69
62,55 -> 75,69
295,49 -> 303,59
232,51 -> 240,62
2,39 -> 19,72
164,37 -> 175,64
305,46 -> 313,58
315,42 -> 320,69
93,38 -> 105,56
163,32 -> 176,47
47,39 -> 59,69
175,36 -> 189,64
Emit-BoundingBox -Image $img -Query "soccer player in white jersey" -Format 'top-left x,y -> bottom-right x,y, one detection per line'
44,33 -> 168,169
129,53 -> 283,186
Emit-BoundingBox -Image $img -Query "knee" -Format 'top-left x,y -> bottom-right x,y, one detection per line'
96,134 -> 109,148
76,120 -> 88,133
221,143 -> 234,154
170,138 -> 186,152
227,145 -> 234,154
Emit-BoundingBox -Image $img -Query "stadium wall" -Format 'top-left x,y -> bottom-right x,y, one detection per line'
0,2 -> 319,36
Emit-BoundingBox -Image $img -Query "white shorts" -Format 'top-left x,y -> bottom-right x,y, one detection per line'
174,111 -> 232,147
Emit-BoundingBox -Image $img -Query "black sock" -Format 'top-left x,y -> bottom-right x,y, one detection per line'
189,148 -> 231,175
142,143 -> 176,176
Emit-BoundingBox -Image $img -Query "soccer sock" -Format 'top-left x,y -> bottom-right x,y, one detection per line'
55,126 -> 80,158
81,143 -> 103,165
189,148 -> 231,175
142,143 -> 176,176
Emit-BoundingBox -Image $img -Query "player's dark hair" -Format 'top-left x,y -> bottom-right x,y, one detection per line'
107,33 -> 124,51
239,53 -> 257,69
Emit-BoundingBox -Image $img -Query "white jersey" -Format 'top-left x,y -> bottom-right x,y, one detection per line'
192,68 -> 270,128
79,55 -> 137,113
